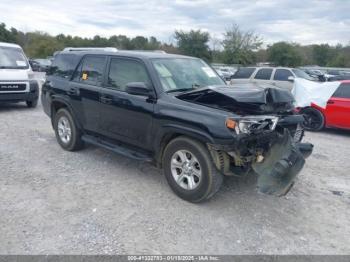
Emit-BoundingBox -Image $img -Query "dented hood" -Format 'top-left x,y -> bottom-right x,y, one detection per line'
177,85 -> 295,114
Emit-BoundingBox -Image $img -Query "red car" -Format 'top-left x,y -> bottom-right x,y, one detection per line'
301,80 -> 350,131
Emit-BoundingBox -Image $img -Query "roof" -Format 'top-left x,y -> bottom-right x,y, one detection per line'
0,42 -> 22,49
58,49 -> 191,59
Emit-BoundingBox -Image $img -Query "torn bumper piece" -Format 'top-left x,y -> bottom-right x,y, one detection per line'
252,130 -> 313,196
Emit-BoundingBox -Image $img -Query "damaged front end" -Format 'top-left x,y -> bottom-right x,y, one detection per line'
178,85 -> 313,196
209,116 -> 313,196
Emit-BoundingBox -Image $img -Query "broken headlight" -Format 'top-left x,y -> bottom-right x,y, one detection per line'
226,116 -> 279,135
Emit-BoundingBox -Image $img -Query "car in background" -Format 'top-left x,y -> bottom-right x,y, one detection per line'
303,68 -> 326,82
0,42 -> 39,108
230,67 -> 317,90
213,66 -> 237,81
215,67 -> 232,81
299,81 -> 350,131
29,58 -> 52,72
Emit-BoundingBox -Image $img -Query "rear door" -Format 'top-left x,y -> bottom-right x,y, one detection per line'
230,67 -> 256,84
251,68 -> 273,85
325,83 -> 350,129
272,69 -> 294,90
98,57 -> 155,149
69,55 -> 107,133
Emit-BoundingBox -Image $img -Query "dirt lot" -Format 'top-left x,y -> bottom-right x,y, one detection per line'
0,100 -> 349,255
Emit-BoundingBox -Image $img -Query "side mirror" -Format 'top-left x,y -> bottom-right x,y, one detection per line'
125,82 -> 151,96
287,76 -> 295,82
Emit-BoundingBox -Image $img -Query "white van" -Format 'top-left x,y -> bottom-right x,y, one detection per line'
0,42 -> 39,107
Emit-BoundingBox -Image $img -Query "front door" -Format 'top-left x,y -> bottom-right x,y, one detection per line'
272,69 -> 294,90
98,57 -> 155,149
325,83 -> 350,129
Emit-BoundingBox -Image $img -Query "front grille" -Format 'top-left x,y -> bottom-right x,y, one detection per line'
0,83 -> 27,92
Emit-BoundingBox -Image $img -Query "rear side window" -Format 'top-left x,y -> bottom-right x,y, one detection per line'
49,54 -> 80,78
332,83 -> 350,98
231,67 -> 255,79
254,68 -> 273,80
107,58 -> 151,91
73,56 -> 106,86
273,69 -> 293,81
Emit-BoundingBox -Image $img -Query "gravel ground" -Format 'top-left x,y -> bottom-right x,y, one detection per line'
0,100 -> 349,255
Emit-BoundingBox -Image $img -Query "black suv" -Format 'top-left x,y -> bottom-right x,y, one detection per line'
42,49 -> 313,202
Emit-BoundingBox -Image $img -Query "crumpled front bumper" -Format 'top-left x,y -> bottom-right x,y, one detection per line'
252,129 -> 313,196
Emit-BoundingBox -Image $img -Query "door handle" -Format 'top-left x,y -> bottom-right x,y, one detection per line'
327,100 -> 335,104
100,95 -> 113,104
67,87 -> 78,95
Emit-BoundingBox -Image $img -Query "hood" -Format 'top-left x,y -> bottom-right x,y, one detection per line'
0,69 -> 30,81
176,85 -> 295,114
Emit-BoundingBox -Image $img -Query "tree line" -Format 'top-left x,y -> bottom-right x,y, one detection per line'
1,22 -> 349,67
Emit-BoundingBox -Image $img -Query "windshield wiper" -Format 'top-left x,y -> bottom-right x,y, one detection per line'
166,83 -> 202,94
166,88 -> 195,93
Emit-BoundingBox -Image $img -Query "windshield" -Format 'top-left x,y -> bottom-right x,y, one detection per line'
152,58 -> 225,92
292,69 -> 314,80
0,46 -> 29,69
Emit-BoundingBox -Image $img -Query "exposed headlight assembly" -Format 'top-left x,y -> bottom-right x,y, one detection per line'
226,116 -> 279,134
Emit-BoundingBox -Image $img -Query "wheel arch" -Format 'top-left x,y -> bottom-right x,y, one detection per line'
154,126 -> 215,168
50,98 -> 82,130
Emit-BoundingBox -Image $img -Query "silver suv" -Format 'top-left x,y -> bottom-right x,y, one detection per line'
230,67 -> 315,90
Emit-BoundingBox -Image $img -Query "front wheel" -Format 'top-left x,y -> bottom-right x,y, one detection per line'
162,136 -> 223,203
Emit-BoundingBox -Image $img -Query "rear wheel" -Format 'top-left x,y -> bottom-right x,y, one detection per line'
162,136 -> 223,203
301,107 -> 325,131
53,108 -> 84,151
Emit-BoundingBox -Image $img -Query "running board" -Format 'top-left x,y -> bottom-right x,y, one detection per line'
82,135 -> 153,162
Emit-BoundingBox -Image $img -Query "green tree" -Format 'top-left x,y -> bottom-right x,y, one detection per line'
0,23 -> 16,43
25,32 -> 64,58
174,30 -> 211,60
312,44 -> 334,66
267,42 -> 302,67
221,24 -> 262,65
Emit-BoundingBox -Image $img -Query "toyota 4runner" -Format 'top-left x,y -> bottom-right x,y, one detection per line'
42,49 -> 313,202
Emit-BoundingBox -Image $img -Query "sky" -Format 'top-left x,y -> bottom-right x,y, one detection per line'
0,0 -> 349,46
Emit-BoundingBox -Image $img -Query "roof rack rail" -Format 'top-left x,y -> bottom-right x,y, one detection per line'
125,50 -> 166,54
63,47 -> 118,52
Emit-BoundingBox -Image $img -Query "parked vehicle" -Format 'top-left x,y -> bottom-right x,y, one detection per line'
29,58 -> 52,72
299,81 -> 350,131
42,49 -> 313,202
303,69 -> 326,82
214,67 -> 236,81
230,67 -> 316,90
0,42 -> 39,107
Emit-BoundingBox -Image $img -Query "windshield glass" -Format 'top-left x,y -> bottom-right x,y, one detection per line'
292,69 -> 314,80
152,58 -> 225,92
0,46 -> 29,69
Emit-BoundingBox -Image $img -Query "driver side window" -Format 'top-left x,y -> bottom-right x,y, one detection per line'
107,58 -> 151,91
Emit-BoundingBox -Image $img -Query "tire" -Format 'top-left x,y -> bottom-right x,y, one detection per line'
292,124 -> 305,143
26,99 -> 38,108
301,107 -> 325,131
53,108 -> 84,151
162,136 -> 223,203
